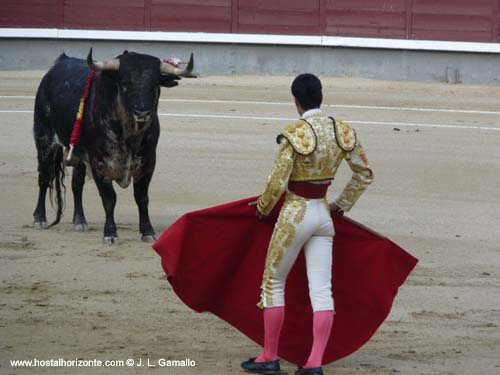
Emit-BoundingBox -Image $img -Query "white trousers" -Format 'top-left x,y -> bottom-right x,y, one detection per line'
260,195 -> 335,312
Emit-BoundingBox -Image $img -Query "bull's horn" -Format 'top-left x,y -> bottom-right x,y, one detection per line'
87,48 -> 120,71
160,53 -> 194,76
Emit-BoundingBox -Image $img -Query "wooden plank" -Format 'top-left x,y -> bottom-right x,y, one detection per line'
0,3 -> 60,28
328,10 -> 406,28
64,3 -> 145,30
319,0 -> 327,35
412,14 -> 493,42
237,0 -> 320,35
238,9 -> 319,27
325,24 -> 407,38
0,0 -> 57,4
325,0 -> 407,38
326,0 -> 406,11
152,0 -> 230,6
411,0 -> 496,42
236,26 -> 320,35
411,30 -> 493,42
65,0 -> 144,6
144,0 -> 152,31
413,14 -> 493,32
412,0 -> 493,15
151,4 -> 232,32
239,0 -> 319,9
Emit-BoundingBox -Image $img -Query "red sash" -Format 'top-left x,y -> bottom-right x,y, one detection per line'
288,181 -> 331,199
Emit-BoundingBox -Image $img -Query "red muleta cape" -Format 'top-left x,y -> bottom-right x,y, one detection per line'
152,197 -> 418,365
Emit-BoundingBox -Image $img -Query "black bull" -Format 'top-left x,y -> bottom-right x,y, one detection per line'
33,49 -> 194,244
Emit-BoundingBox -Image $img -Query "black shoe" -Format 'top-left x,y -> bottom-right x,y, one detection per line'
294,367 -> 324,375
241,357 -> 282,374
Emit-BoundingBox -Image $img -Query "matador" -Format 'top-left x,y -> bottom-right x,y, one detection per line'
242,73 -> 374,375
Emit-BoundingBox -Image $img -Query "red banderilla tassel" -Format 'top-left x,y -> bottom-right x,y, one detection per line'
67,70 -> 95,161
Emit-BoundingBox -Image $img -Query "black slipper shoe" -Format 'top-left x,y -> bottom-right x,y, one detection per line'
241,357 -> 284,374
294,366 -> 324,375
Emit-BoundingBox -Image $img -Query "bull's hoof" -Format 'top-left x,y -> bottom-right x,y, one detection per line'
141,234 -> 157,243
34,221 -> 48,230
103,236 -> 119,245
74,223 -> 89,232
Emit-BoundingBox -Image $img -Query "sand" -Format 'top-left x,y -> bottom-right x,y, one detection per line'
0,71 -> 499,375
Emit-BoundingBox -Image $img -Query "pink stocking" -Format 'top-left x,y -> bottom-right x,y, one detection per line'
304,310 -> 334,368
255,306 -> 285,362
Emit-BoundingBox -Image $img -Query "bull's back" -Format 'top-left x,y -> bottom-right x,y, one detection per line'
35,55 -> 91,145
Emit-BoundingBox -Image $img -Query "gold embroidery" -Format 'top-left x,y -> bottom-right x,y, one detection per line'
286,193 -> 308,225
293,201 -> 307,225
262,219 -> 295,306
256,139 -> 295,216
280,121 -> 316,155
335,119 -> 357,152
260,194 -> 307,307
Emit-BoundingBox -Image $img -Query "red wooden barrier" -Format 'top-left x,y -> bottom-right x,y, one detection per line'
0,0 -> 499,43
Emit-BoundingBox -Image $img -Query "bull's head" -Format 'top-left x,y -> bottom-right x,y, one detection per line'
87,48 -> 194,133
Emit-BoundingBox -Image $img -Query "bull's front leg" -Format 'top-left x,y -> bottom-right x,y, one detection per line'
92,168 -> 118,245
134,169 -> 156,243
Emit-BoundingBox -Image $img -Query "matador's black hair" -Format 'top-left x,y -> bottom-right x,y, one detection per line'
291,73 -> 323,111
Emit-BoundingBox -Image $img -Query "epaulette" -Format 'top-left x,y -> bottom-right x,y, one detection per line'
331,117 -> 356,152
276,120 -> 317,156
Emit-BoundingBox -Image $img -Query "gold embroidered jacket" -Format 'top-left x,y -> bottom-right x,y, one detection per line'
256,113 -> 374,216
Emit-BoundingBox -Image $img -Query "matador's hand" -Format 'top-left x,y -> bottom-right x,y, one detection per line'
329,202 -> 344,216
248,200 -> 268,220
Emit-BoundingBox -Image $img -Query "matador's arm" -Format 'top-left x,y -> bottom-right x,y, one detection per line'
256,138 -> 296,216
335,141 -> 374,212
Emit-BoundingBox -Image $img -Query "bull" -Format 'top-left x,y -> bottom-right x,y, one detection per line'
33,49 -> 194,244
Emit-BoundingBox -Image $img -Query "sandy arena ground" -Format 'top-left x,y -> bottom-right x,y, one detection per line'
0,71 -> 499,375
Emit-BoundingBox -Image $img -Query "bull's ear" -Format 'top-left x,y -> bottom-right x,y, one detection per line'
160,73 -> 181,88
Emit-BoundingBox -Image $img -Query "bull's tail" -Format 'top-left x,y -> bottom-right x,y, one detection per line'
48,146 -> 66,227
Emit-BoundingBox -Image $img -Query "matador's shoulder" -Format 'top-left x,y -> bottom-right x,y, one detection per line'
332,118 -> 357,152
276,120 -> 317,156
